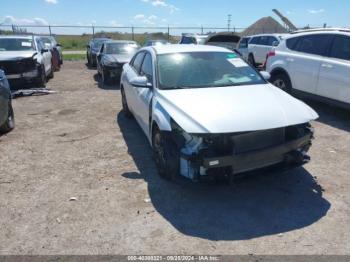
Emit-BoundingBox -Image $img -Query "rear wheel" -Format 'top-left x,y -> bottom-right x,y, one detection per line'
152,127 -> 179,180
0,101 -> 15,134
35,65 -> 46,87
270,72 -> 292,93
101,69 -> 109,85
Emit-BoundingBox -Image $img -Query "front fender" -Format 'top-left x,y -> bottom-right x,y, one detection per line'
152,101 -> 172,132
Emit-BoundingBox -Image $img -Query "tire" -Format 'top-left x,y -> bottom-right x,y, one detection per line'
0,101 -> 15,134
248,54 -> 256,67
48,66 -> 54,79
270,72 -> 292,93
87,53 -> 91,65
152,127 -> 179,180
101,69 -> 109,85
35,65 -> 47,87
121,87 -> 133,118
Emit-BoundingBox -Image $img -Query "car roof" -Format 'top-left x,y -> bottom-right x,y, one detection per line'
289,28 -> 350,37
0,35 -> 33,39
249,33 -> 288,38
148,44 -> 231,55
104,40 -> 136,44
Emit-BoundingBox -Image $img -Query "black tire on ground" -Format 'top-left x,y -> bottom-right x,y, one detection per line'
101,69 -> 109,85
35,65 -> 47,87
0,101 -> 15,134
248,54 -> 256,67
152,127 -> 180,180
121,87 -> 133,118
270,72 -> 292,93
48,66 -> 54,79
87,54 -> 91,66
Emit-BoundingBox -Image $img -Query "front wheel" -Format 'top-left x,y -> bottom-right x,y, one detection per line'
152,128 -> 179,180
0,101 -> 15,134
35,65 -> 46,87
248,54 -> 256,67
121,88 -> 133,118
270,73 -> 292,93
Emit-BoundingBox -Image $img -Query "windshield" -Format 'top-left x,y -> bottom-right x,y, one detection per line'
0,38 -> 35,51
41,37 -> 53,48
92,39 -> 106,50
157,52 -> 265,89
106,43 -> 137,55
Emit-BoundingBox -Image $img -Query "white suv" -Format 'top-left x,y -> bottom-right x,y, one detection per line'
266,29 -> 350,109
239,34 -> 286,66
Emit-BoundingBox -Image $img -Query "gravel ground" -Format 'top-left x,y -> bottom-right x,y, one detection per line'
0,61 -> 350,255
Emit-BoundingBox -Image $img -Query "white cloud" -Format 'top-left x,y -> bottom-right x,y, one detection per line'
45,0 -> 58,4
110,20 -> 123,27
308,9 -> 325,14
134,14 -> 146,20
2,15 -> 49,26
148,15 -> 158,20
152,0 -> 166,6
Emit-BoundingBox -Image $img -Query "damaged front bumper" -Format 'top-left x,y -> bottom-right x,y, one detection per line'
104,64 -> 124,78
176,124 -> 314,180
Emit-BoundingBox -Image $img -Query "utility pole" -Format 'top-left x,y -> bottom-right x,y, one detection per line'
227,14 -> 232,32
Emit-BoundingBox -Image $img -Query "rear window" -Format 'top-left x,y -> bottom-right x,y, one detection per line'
286,37 -> 299,50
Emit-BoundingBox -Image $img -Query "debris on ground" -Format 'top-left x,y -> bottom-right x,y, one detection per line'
69,197 -> 77,201
12,88 -> 57,99
144,198 -> 151,203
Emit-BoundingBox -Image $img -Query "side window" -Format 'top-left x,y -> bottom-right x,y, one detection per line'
295,34 -> 332,56
329,36 -> 350,61
250,37 -> 260,45
132,52 -> 145,73
267,36 -> 278,46
36,39 -> 44,51
259,36 -> 269,46
286,37 -> 299,50
140,53 -> 153,81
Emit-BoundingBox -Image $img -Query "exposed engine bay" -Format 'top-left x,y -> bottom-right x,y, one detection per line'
169,120 -> 314,180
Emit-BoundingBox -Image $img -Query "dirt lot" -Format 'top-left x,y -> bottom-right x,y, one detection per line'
0,61 -> 350,255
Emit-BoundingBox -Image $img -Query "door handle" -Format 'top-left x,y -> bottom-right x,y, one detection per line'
286,58 -> 294,62
321,63 -> 333,69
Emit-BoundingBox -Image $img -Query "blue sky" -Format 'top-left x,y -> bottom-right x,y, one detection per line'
1,0 -> 349,30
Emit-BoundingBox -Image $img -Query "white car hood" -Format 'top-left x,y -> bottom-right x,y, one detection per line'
156,84 -> 319,134
0,51 -> 37,61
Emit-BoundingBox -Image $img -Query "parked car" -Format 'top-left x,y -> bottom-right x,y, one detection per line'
237,36 -> 251,58
267,28 -> 350,109
96,40 -> 138,84
0,35 -> 53,88
120,45 -> 318,182
40,36 -> 63,71
243,34 -> 286,66
144,39 -> 170,46
0,70 -> 14,134
86,38 -> 110,67
179,34 -> 208,45
204,32 -> 241,51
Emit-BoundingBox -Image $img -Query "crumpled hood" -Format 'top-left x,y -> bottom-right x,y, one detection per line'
104,54 -> 133,64
156,83 -> 319,134
0,51 -> 37,61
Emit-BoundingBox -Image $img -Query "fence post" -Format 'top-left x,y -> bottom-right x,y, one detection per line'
132,26 -> 134,41
201,25 -> 204,34
12,24 -> 15,33
167,26 -> 170,41
48,25 -> 52,36
92,26 -> 95,37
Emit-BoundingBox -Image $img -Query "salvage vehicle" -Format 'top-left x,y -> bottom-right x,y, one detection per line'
267,28 -> 350,109
97,40 -> 138,84
86,38 -> 109,67
179,34 -> 208,45
40,36 -> 63,70
120,45 -> 318,181
144,39 -> 170,47
204,32 -> 241,51
0,35 -> 53,88
0,70 -> 14,134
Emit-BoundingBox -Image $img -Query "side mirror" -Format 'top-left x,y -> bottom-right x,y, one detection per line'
272,41 -> 279,47
86,45 -> 90,48
41,48 -> 49,54
56,43 -> 62,47
260,71 -> 271,80
130,76 -> 152,88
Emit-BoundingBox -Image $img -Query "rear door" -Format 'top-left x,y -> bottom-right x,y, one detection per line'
317,35 -> 350,103
254,35 -> 270,64
286,34 -> 333,94
248,36 -> 261,62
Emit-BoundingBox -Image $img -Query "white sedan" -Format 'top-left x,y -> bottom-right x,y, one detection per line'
120,45 -> 318,182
